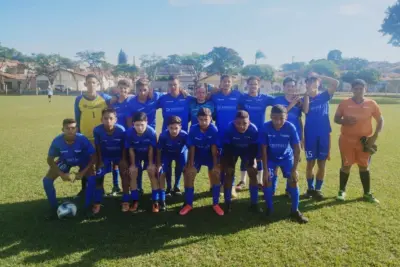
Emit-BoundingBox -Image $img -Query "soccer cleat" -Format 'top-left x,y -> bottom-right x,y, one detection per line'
74,189 -> 85,199
336,191 -> 346,201
265,208 -> 271,217
152,202 -> 160,213
45,208 -> 58,221
249,204 -> 263,213
290,210 -> 309,224
179,204 -> 193,216
231,187 -> 238,199
314,190 -> 324,201
212,204 -> 224,216
166,188 -> 172,197
159,201 -> 167,212
225,202 -> 232,213
173,187 -> 182,196
92,204 -> 101,215
304,189 -> 315,199
111,186 -> 121,196
235,181 -> 246,191
121,202 -> 130,212
363,193 -> 380,204
129,201 -> 139,212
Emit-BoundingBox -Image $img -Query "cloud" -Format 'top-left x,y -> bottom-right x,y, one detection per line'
339,4 -> 365,16
168,0 -> 246,6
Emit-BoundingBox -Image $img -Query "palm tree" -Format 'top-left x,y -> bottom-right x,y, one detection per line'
255,50 -> 266,64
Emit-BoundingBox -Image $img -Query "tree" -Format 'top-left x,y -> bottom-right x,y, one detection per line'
57,56 -> 78,69
255,50 -> 266,64
205,47 -> 244,75
304,59 -> 339,78
281,62 -> 306,72
327,49 -> 342,62
341,71 -> 359,84
112,64 -> 139,90
358,69 -> 381,85
241,64 -> 275,80
181,53 -> 207,84
118,49 -> 128,65
380,0 -> 400,46
76,50 -> 107,88
339,57 -> 369,71
139,54 -> 163,81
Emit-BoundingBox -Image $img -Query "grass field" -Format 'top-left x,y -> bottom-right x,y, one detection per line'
0,96 -> 399,267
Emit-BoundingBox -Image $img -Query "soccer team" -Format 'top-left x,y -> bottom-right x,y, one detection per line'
42,73 -> 384,223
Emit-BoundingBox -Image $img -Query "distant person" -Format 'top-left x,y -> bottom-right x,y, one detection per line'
47,86 -> 53,103
334,79 -> 383,203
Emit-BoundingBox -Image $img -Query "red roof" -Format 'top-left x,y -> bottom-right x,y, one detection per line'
0,71 -> 34,80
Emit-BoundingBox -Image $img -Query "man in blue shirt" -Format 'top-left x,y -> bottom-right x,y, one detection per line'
303,73 -> 339,200
189,86 -> 215,125
93,108 -> 127,213
125,112 -> 159,213
157,116 -> 188,204
221,110 -> 259,213
179,108 -> 223,216
42,118 -> 96,219
259,105 -> 308,223
236,76 -> 274,191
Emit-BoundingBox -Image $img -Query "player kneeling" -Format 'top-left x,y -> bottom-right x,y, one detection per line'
221,110 -> 260,213
125,112 -> 159,212
156,116 -> 189,211
180,108 -> 223,216
259,105 -> 308,223
91,108 -> 127,216
43,118 -> 96,220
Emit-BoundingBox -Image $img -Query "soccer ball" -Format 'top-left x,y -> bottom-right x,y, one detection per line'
57,202 -> 77,219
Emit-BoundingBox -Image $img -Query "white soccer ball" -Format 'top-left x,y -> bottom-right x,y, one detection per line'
57,202 -> 77,219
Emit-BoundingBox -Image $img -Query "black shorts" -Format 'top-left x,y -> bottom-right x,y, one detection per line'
48,95 -> 52,98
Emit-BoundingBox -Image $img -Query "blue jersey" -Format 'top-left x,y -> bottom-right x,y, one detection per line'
238,94 -> 274,129
157,130 -> 188,154
258,121 -> 300,160
274,96 -> 303,138
187,123 -> 220,159
223,122 -> 258,155
128,92 -> 160,129
211,90 -> 242,137
48,133 -> 95,166
93,124 -> 126,160
125,126 -> 157,154
189,100 -> 215,125
157,93 -> 194,132
111,96 -> 134,129
305,91 -> 332,136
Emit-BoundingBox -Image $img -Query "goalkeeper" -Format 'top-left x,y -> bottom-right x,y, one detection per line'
334,79 -> 384,203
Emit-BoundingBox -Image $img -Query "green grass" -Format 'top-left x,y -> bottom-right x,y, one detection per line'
0,96 -> 399,267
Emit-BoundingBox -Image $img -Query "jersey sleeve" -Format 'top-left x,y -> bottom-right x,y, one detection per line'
93,127 -> 101,145
289,124 -> 301,146
335,101 -> 345,117
100,93 -> 112,105
48,139 -> 59,157
124,130 -> 132,149
157,134 -> 165,150
187,131 -> 194,147
318,90 -> 332,103
372,101 -> 382,121
74,96 -> 82,132
258,125 -> 268,145
251,127 -> 259,144
211,126 -> 221,147
84,137 -> 96,155
150,129 -> 157,147
263,94 -> 275,107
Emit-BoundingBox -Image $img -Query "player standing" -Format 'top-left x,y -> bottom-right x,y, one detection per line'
179,108 -> 223,216
74,74 -> 111,197
334,79 -> 383,203
42,119 -> 96,219
189,86 -> 215,125
47,86 -> 53,103
303,73 -> 339,200
259,105 -> 308,223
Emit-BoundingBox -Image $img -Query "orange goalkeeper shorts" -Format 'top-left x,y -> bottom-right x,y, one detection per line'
339,135 -> 371,167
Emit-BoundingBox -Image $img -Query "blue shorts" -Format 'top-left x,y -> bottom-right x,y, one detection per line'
160,151 -> 188,174
239,152 -> 262,171
134,152 -> 155,169
267,158 -> 294,179
304,134 -> 330,161
98,158 -> 121,176
194,157 -> 215,172
56,160 -> 89,173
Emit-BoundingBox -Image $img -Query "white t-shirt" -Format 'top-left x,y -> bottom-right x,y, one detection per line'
47,89 -> 53,96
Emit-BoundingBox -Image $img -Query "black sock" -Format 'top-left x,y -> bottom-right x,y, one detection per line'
340,170 -> 350,192
81,177 -> 87,191
359,171 -> 370,194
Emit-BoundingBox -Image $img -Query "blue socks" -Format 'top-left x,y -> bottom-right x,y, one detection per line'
85,175 -> 97,208
263,186 -> 273,211
250,185 -> 258,204
272,175 -> 278,194
212,185 -> 220,205
159,189 -> 166,202
94,188 -> 103,204
43,177 -> 57,209
288,185 -> 300,212
307,177 -> 315,190
184,187 -> 194,206
112,169 -> 119,187
315,179 -> 324,191
152,190 -> 159,201
137,167 -> 143,191
224,187 -> 232,204
130,189 -> 139,201
122,193 -> 130,202
174,164 -> 183,189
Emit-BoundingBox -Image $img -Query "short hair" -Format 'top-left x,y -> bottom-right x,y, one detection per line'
271,105 -> 287,114
62,118 -> 76,127
132,112 -> 148,122
352,79 -> 367,88
235,110 -> 249,119
136,78 -> 149,87
283,77 -> 296,86
168,75 -> 179,82
305,76 -> 319,83
197,107 -> 212,117
117,79 -> 131,87
102,107 -> 117,117
167,116 -> 182,126
247,76 -> 260,84
86,74 -> 99,82
220,75 -> 231,81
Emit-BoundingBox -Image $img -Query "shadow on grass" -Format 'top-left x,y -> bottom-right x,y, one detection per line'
0,192 -> 362,266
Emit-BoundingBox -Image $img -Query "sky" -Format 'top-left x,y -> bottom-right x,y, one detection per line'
0,0 -> 398,68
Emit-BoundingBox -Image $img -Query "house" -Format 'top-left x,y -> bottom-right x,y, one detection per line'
152,65 -> 197,91
0,60 -> 36,92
